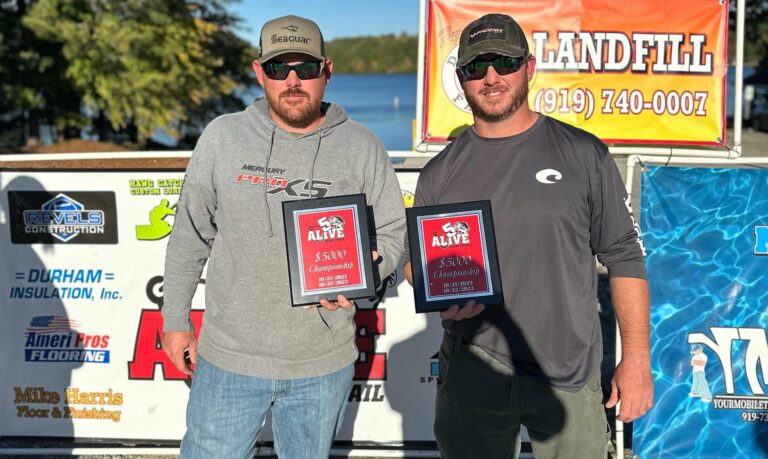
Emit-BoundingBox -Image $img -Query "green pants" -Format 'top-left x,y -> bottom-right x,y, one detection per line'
434,332 -> 610,459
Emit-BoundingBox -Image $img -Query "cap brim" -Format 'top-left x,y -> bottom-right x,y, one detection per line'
457,45 -> 526,67
259,49 -> 325,63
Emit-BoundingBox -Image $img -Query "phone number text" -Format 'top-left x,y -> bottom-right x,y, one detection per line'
534,88 -> 708,119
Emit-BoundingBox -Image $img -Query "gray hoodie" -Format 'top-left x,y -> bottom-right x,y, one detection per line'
162,97 -> 405,379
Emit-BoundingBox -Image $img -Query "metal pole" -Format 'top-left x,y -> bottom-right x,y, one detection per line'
733,0 -> 745,157
414,0 -> 428,151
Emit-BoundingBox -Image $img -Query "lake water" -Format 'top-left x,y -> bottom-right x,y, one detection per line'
246,74 -> 417,152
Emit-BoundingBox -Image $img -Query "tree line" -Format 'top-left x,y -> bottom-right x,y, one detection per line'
327,33 -> 417,74
1,0 -> 765,151
0,0 -> 418,151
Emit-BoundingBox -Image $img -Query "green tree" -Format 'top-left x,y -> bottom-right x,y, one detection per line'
176,1 -> 256,148
23,0 -> 252,144
326,33 -> 418,74
0,0 -> 82,148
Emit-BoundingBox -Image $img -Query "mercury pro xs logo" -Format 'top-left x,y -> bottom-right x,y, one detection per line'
236,166 -> 332,198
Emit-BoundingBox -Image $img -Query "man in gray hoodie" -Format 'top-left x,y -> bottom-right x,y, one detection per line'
161,15 -> 405,459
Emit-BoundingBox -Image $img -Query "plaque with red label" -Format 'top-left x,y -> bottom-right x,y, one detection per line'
406,200 -> 503,313
282,194 -> 375,306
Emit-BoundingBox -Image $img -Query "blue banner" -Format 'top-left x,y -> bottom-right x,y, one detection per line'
634,166 -> 768,458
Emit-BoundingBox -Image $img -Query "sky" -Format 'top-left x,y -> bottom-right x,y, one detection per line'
230,0 -> 421,44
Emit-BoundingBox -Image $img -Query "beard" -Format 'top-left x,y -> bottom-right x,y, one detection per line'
465,73 -> 529,123
266,87 -> 323,129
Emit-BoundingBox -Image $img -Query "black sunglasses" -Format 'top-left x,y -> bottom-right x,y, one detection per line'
262,61 -> 325,80
457,54 -> 529,81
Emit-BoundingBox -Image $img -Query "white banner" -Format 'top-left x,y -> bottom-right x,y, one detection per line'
0,170 -> 442,443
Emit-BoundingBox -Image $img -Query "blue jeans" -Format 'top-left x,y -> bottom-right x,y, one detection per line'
691,371 -> 712,401
180,356 -> 354,459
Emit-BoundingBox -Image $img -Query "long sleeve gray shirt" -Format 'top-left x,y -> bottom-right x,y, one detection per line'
162,98 -> 405,379
409,115 -> 646,390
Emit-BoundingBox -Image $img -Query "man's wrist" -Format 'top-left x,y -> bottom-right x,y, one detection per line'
619,352 -> 650,365
162,316 -> 194,333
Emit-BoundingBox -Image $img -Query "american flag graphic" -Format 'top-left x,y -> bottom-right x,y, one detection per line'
26,315 -> 78,334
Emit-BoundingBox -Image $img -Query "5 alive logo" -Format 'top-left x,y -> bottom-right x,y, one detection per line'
432,221 -> 470,248
128,274 -> 391,402
308,216 -> 345,242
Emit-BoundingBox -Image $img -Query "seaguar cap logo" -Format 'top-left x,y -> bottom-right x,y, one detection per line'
432,221 -> 470,248
23,193 -> 104,242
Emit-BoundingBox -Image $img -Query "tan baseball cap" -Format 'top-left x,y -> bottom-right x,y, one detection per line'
258,15 -> 325,63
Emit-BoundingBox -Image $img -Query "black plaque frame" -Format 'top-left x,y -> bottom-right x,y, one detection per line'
282,193 -> 375,306
406,200 -> 503,313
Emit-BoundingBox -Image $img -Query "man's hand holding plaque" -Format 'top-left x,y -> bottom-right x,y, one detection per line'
439,300 -> 486,321
310,251 -> 380,310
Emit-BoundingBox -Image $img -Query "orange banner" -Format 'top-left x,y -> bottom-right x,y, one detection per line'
423,0 -> 728,146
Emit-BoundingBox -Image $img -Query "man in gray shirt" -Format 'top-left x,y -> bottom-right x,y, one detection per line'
162,15 -> 405,459
404,13 -> 652,458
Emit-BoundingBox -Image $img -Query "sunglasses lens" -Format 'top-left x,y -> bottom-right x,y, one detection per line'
264,61 -> 323,80
459,55 -> 526,81
493,56 -> 524,76
295,62 -> 322,79
264,62 -> 290,80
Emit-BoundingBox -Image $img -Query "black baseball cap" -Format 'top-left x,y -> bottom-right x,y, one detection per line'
457,14 -> 529,67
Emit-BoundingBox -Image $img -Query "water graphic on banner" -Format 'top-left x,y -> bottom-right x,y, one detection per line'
635,166 -> 768,458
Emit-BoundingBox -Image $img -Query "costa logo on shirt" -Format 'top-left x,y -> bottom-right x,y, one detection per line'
432,221 -> 470,248
535,168 -> 563,184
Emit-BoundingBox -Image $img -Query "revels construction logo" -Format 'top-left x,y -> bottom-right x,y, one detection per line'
8,191 -> 118,244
